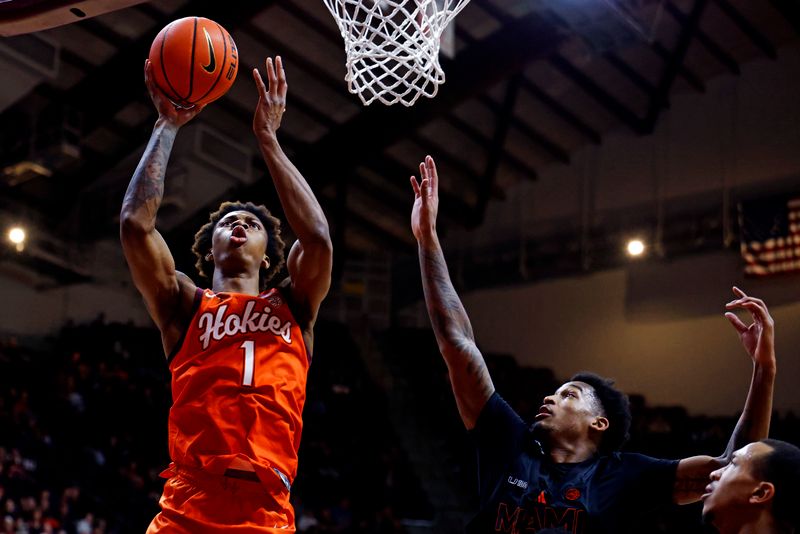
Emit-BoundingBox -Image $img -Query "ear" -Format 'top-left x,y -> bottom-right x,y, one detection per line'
750,482 -> 775,505
262,255 -> 270,270
591,416 -> 609,433
205,252 -> 213,262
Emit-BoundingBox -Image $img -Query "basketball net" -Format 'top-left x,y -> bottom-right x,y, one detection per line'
323,0 -> 471,106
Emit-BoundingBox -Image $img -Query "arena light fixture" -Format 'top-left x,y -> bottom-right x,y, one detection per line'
8,226 -> 26,251
626,238 -> 645,257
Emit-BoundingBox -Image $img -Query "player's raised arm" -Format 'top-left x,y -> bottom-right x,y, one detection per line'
120,60 -> 203,338
411,156 -> 495,429
672,288 -> 777,504
251,56 -> 332,334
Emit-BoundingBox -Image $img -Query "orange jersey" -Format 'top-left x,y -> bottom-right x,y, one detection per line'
167,287 -> 309,488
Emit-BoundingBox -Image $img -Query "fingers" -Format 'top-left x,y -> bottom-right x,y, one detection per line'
252,68 -> 268,98
266,57 -> 278,100
725,312 -> 748,334
726,297 -> 772,328
425,155 -> 438,191
144,59 -> 157,94
276,55 -> 288,100
410,176 -> 421,196
732,286 -> 746,298
419,178 -> 429,202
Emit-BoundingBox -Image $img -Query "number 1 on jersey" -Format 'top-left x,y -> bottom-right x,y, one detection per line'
240,340 -> 255,387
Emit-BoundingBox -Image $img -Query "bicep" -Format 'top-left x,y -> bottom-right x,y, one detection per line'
120,222 -> 182,326
673,455 -> 724,504
286,238 -> 333,321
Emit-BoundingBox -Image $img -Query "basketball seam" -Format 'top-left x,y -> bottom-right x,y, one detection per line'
187,17 -> 197,105
159,22 -> 183,104
193,21 -> 229,106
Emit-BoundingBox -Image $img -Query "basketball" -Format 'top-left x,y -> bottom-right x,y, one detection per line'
148,17 -> 238,108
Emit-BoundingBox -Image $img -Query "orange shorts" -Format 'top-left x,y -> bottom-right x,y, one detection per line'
146,465 -> 295,533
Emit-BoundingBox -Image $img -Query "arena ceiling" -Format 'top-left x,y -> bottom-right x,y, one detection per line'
0,0 -> 798,286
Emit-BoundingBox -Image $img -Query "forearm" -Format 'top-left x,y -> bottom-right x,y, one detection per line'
418,233 -> 478,359
418,233 -> 494,426
722,361 -> 776,459
121,119 -> 178,230
257,134 -> 329,243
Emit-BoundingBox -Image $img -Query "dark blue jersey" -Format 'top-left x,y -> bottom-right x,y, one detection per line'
468,393 -> 678,533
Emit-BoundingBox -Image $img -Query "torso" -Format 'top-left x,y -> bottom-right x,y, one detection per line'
164,285 -> 310,487
471,394 -> 678,534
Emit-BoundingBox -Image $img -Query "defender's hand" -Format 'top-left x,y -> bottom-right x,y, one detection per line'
410,155 -> 440,243
725,287 -> 776,370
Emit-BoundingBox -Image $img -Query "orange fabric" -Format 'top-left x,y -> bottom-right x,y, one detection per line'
146,465 -> 294,533
167,287 -> 309,486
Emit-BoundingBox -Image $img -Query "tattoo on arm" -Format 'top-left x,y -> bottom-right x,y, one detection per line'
420,246 -> 474,345
122,125 -> 177,220
419,244 -> 493,401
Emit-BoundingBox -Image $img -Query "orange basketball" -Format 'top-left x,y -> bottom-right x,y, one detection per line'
148,17 -> 238,108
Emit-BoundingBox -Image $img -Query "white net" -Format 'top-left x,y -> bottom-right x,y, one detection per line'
323,0 -> 472,106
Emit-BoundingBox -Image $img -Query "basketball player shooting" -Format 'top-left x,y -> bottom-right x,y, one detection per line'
121,56 -> 332,532
410,155 -> 777,533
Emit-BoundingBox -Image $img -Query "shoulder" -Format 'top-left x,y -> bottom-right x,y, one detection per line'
472,392 -> 530,443
598,452 -> 679,491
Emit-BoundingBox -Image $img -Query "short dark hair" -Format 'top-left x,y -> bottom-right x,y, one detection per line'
192,201 -> 286,291
754,439 -> 800,530
570,372 -> 631,454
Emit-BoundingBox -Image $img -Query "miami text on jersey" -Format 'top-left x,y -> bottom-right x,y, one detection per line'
495,502 -> 586,533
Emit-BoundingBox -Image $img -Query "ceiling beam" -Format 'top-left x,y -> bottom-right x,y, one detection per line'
434,111 -> 538,181
549,54 -> 646,135
664,1 -> 739,76
644,0 -> 708,133
518,77 -> 601,145
770,0 -> 800,36
477,94 -> 570,164
651,41 -> 706,93
474,74 -> 522,227
714,0 -> 777,60
602,52 -> 656,94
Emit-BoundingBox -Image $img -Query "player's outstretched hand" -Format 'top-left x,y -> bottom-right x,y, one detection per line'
144,60 -> 204,127
410,155 -> 440,244
725,287 -> 776,370
252,56 -> 287,142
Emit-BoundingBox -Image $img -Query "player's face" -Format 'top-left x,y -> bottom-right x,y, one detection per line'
533,381 -> 602,439
211,210 -> 269,273
701,442 -> 771,529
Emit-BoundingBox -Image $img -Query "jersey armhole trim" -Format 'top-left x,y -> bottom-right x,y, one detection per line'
273,285 -> 312,365
166,287 -> 204,365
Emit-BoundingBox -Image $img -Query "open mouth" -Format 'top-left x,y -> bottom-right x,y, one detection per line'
230,226 -> 247,246
535,406 -> 552,420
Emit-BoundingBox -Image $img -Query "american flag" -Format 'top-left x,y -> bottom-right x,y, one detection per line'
739,195 -> 800,277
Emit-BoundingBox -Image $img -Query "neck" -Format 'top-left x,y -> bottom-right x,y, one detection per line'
546,438 -> 598,464
212,271 -> 261,295
717,513 -> 783,534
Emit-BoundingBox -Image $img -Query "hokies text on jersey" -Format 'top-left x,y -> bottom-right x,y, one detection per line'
198,300 -> 292,350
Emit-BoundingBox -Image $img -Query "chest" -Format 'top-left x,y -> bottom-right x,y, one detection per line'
488,456 -> 639,533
